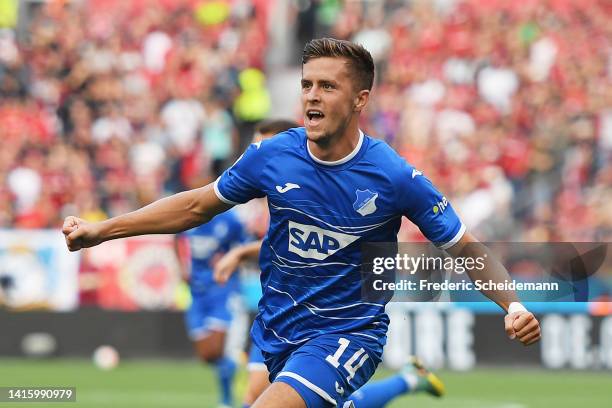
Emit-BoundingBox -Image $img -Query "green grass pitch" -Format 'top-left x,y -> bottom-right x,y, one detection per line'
0,358 -> 609,408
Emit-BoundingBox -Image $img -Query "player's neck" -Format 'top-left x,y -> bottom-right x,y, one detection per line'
307,123 -> 362,163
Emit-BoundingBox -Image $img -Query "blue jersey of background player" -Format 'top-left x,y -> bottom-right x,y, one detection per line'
182,210 -> 245,299
178,209 -> 249,408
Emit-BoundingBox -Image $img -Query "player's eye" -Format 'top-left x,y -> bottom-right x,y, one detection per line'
301,82 -> 312,90
323,83 -> 334,90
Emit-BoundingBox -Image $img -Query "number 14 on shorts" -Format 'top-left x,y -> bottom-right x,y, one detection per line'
325,338 -> 370,383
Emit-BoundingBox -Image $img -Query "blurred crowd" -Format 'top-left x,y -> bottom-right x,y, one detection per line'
330,0 -> 611,242
0,0 -> 270,228
1,0 -> 611,243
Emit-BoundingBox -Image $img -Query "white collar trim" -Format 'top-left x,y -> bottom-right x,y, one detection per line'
307,129 -> 364,166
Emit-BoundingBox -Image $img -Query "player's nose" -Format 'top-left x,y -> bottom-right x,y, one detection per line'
305,86 -> 321,102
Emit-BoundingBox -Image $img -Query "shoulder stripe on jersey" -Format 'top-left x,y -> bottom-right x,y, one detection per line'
276,372 -> 337,406
213,177 -> 241,205
438,223 -> 466,250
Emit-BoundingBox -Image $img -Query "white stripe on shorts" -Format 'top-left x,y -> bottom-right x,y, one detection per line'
276,371 -> 337,406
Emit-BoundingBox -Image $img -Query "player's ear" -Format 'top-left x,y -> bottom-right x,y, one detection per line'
353,89 -> 369,112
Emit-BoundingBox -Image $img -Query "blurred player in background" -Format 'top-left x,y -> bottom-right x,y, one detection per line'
63,38 -> 540,408
176,208 -> 250,408
232,119 -> 300,407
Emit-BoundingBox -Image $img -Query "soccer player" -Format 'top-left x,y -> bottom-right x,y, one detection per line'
63,38 -> 540,408
222,119 -> 446,407
176,208 -> 249,408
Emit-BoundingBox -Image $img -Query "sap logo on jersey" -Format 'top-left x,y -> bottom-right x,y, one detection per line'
288,221 -> 359,260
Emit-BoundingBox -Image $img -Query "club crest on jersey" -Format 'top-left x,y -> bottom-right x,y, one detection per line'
353,189 -> 378,216
288,221 -> 359,260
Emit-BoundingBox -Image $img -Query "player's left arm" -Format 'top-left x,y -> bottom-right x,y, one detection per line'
446,232 -> 541,346
397,160 -> 540,346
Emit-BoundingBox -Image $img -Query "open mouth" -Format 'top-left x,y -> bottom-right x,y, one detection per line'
306,109 -> 325,125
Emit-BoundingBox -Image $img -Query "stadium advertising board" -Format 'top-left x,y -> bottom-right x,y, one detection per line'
383,307 -> 612,370
0,230 -> 79,311
83,236 -> 183,310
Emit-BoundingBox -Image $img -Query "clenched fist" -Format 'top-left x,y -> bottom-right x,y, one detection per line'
505,311 -> 541,346
62,216 -> 105,251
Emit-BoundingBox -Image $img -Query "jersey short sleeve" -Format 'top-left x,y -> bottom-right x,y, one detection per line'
214,141 -> 269,205
395,161 -> 465,249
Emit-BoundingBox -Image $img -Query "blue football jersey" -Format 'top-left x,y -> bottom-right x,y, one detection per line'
215,128 -> 465,354
182,209 -> 249,294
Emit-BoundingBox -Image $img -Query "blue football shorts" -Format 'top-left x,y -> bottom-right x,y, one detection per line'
185,288 -> 237,341
262,332 -> 384,407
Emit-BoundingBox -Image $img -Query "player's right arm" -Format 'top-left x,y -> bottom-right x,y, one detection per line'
64,133 -> 274,251
63,183 -> 232,251
213,240 -> 262,284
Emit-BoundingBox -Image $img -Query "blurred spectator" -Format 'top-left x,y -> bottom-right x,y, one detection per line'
160,91 -> 205,154
201,97 -> 237,177
91,103 -> 133,144
337,0 -> 611,242
233,67 -> 271,149
1,0 -> 271,228
7,167 -> 42,214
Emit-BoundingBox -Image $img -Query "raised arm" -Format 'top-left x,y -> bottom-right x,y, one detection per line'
63,183 -> 232,251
